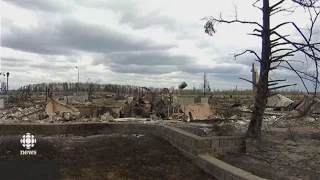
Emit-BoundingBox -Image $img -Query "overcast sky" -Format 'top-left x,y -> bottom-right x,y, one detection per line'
1,0 -> 319,90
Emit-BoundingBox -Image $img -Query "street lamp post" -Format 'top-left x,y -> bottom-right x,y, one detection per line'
6,72 -> 9,95
75,67 -> 79,96
193,81 -> 196,95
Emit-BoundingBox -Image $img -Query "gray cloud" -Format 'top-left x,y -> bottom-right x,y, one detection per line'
1,57 -> 26,64
119,11 -> 178,30
93,51 -> 197,75
105,55 -> 249,77
2,17 -> 72,55
5,0 -> 180,30
181,63 -> 247,75
108,64 -> 179,75
1,57 -> 73,71
39,54 -> 81,63
1,58 -> 31,71
4,0 -> 72,12
31,63 -> 74,71
2,17 -> 173,56
80,0 -> 195,31
2,0 -> 317,91
98,51 -> 194,66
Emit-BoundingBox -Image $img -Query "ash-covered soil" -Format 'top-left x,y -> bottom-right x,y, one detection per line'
219,132 -> 320,180
0,134 -> 215,180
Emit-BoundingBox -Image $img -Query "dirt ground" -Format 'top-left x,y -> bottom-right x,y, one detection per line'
0,134 -> 216,180
219,131 -> 320,180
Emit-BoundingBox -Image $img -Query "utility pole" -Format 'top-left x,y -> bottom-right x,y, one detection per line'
203,73 -> 206,97
6,72 -> 9,95
6,72 -> 9,104
75,67 -> 79,96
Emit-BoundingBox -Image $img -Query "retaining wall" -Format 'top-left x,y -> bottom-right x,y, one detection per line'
0,122 -> 266,180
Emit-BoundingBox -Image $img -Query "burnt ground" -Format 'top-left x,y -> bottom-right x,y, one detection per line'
171,122 -> 320,180
219,132 -> 320,180
0,134 -> 215,180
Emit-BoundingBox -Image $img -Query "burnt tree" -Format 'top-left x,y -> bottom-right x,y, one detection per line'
200,72 -> 211,97
86,78 -> 101,102
203,0 -> 320,137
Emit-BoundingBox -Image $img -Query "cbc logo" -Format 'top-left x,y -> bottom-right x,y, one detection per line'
20,133 -> 36,150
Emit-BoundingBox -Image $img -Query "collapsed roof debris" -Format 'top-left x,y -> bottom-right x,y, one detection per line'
45,97 -> 80,120
294,95 -> 320,114
266,94 -> 294,108
1,105 -> 46,121
119,99 -> 150,118
180,103 -> 215,121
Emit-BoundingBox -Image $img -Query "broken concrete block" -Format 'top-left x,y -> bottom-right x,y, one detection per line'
22,117 -> 29,121
150,114 -> 159,120
13,112 -> 23,120
230,115 -> 238,119
101,112 -> 114,121
63,113 -> 71,121
84,102 -> 92,106
52,116 -> 62,121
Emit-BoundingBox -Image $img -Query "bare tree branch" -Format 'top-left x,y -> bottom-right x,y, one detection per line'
271,48 -> 294,55
268,82 -> 279,86
239,78 -> 258,88
270,0 -> 286,10
234,49 -> 262,62
269,79 -> 287,83
253,0 -> 263,11
202,15 -> 263,36
292,0 -> 320,8
269,84 -> 297,91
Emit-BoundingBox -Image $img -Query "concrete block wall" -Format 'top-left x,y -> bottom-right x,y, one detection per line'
0,123 -> 245,155
0,122 -> 264,180
153,125 -> 246,156
196,154 -> 267,180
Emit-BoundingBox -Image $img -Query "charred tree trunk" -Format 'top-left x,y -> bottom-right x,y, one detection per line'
246,0 -> 271,137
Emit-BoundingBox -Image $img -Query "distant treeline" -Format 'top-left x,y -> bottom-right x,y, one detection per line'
16,82 -> 305,96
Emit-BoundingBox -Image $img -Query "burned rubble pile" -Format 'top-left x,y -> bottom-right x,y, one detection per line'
0,96 -> 81,123
0,105 -> 47,122
1,90 -> 319,137
216,94 -> 320,134
164,93 -> 320,136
